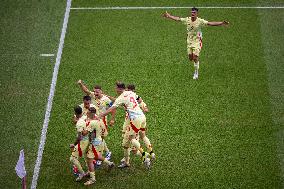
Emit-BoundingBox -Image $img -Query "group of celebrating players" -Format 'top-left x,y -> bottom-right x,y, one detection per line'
68,6 -> 229,186
69,80 -> 155,186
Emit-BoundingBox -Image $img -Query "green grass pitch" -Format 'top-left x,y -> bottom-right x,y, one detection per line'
1,0 -> 283,188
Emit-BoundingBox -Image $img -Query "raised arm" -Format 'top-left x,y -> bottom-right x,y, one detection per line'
77,79 -> 91,95
163,11 -> 181,21
207,21 -> 229,26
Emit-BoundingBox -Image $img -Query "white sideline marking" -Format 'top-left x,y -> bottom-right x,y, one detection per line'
40,54 -> 55,57
71,6 -> 284,10
31,0 -> 72,188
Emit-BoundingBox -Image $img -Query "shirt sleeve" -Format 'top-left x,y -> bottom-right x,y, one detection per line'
200,18 -> 208,26
76,119 -> 86,132
180,17 -> 188,25
112,94 -> 125,107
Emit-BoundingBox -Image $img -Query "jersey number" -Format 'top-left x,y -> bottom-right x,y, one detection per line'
130,97 -> 138,108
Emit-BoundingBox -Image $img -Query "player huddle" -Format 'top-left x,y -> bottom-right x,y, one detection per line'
70,80 -> 155,186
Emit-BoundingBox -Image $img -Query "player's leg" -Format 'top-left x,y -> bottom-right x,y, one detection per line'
97,144 -> 114,168
118,129 -> 132,168
188,53 -> 194,62
84,157 -> 96,186
70,141 -> 88,181
128,122 -> 145,156
139,117 -> 155,160
187,45 -> 198,79
119,122 -> 131,167
193,54 -> 200,79
70,155 -> 85,181
96,138 -> 111,166
129,118 -> 150,167
103,139 -> 112,160
192,40 -> 202,79
139,131 -> 155,160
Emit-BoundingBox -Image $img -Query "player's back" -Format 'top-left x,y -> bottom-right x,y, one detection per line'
88,119 -> 104,141
118,91 -> 144,120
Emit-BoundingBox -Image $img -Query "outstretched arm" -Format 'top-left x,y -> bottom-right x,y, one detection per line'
163,11 -> 181,21
77,80 -> 91,95
99,106 -> 117,119
207,21 -> 229,26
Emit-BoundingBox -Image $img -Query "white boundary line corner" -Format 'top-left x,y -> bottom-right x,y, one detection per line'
31,0 -> 72,188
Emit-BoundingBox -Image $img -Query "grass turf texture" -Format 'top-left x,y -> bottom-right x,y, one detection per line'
37,7 -> 282,189
0,0 -> 66,188
1,0 -> 283,188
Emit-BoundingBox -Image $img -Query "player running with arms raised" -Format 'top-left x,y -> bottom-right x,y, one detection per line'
163,7 -> 229,79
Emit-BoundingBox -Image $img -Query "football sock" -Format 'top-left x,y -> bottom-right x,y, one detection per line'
70,156 -> 84,174
89,172 -> 96,181
103,140 -> 109,153
194,61 -> 199,74
142,136 -> 152,152
141,151 -> 150,161
124,148 -> 130,164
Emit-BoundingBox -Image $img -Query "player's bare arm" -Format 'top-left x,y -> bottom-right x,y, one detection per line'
77,79 -> 91,95
162,11 -> 181,21
207,21 -> 229,26
70,132 -> 82,149
72,115 -> 78,124
109,109 -> 116,126
99,106 -> 116,119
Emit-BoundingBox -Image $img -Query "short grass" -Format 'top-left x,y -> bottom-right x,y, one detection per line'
1,0 -> 283,189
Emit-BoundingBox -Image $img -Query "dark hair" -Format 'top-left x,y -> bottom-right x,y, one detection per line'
88,107 -> 96,114
192,7 -> 199,12
94,85 -> 102,90
116,81 -> 125,89
74,105 -> 82,115
127,84 -> 135,91
83,95 -> 91,101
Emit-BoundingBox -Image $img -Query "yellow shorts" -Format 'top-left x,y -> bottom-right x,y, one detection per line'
71,140 -> 89,158
129,115 -> 146,136
86,140 -> 103,159
122,115 -> 146,147
122,118 -> 130,136
187,38 -> 202,57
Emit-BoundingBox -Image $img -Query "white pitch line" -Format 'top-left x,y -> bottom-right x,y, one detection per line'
40,54 -> 55,57
71,6 -> 284,10
31,0 -> 72,188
